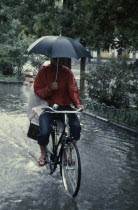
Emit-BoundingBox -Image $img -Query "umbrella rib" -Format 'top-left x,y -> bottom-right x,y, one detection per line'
66,37 -> 90,59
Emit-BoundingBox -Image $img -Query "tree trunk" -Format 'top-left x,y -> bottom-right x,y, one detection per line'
18,62 -> 22,77
80,57 -> 86,98
88,49 -> 91,63
132,51 -> 136,62
97,48 -> 101,64
117,48 -> 123,57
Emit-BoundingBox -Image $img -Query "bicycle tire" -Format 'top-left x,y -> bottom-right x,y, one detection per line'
45,133 -> 56,174
45,148 -> 55,174
61,141 -> 81,197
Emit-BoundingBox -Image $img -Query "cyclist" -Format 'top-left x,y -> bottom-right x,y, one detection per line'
34,58 -> 84,166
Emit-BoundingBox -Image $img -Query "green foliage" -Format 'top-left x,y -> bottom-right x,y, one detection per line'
8,0 -> 61,36
0,30 -> 35,76
85,59 -> 138,109
28,55 -> 48,74
1,0 -> 138,50
61,0 -> 138,50
0,0 -> 138,79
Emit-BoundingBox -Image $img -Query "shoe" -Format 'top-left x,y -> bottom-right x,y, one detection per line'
38,157 -> 46,166
67,158 -> 76,166
66,147 -> 75,166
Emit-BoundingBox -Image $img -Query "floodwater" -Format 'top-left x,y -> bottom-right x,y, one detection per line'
0,83 -> 138,210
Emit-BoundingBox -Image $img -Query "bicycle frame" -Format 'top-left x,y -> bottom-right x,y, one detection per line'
44,106 -> 82,172
49,113 -> 70,171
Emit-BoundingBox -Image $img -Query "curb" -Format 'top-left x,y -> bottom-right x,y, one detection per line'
0,81 -> 23,84
109,121 -> 138,136
84,111 -> 138,136
84,111 -> 109,123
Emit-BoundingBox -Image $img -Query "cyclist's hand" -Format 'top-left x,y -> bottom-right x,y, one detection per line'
76,105 -> 84,111
51,82 -> 58,90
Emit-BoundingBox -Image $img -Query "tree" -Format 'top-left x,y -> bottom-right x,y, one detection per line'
0,0 -> 137,85
1,0 -> 137,50
0,0 -> 52,75
60,0 -> 138,97
71,0 -> 138,51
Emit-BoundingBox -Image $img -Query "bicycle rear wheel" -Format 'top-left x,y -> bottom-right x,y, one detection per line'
61,141 -> 81,197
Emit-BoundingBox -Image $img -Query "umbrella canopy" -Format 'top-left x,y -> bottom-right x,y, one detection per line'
27,36 -> 92,59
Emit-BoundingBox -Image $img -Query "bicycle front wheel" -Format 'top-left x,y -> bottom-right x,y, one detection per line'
61,141 -> 81,197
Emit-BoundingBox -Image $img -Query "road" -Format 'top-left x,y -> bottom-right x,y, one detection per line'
0,83 -> 138,210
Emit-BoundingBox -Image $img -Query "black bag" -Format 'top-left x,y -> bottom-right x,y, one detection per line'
27,122 -> 39,141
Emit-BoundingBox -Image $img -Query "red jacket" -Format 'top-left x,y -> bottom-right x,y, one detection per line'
34,64 -> 82,107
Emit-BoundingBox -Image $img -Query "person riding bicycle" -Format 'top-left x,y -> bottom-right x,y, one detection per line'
34,58 -> 84,166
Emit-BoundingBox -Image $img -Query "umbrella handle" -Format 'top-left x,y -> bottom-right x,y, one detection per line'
55,57 -> 59,82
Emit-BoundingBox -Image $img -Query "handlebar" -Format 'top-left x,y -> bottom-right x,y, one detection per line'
42,106 -> 82,114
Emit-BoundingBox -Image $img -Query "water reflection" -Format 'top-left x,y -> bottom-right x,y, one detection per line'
0,83 -> 30,114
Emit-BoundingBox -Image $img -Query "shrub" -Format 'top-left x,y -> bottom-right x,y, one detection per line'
0,32 -> 35,76
85,58 -> 138,109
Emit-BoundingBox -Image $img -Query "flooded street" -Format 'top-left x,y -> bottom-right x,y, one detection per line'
0,83 -> 138,210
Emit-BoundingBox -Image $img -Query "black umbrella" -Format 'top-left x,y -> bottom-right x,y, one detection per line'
27,36 -> 92,59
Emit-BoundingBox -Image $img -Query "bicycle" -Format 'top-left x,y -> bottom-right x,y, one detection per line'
43,106 -> 82,198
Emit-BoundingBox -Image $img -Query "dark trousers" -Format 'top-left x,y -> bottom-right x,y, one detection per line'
38,106 -> 81,145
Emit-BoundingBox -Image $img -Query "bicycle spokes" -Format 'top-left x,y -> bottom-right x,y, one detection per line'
61,141 -> 81,197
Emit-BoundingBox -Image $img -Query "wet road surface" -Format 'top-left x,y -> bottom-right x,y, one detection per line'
0,83 -> 138,210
